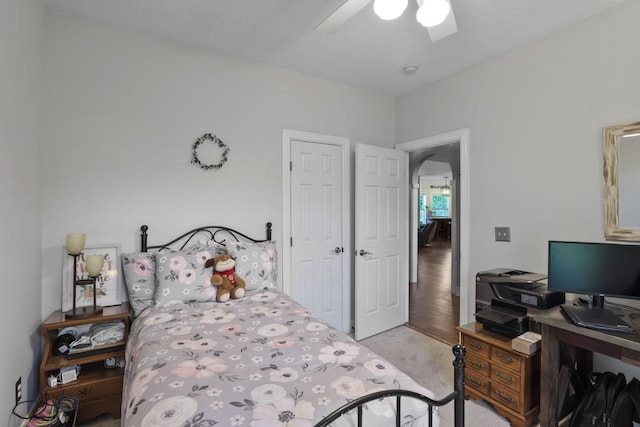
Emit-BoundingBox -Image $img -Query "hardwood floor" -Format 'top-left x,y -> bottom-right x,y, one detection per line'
408,239 -> 460,345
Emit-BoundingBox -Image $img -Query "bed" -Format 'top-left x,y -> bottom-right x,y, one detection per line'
120,223 -> 466,427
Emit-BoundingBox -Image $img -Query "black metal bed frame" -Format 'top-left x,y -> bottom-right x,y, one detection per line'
140,222 -> 272,252
138,222 -> 466,427
314,344 -> 466,427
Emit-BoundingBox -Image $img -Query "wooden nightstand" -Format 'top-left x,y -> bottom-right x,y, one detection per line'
39,303 -> 130,423
457,322 -> 540,427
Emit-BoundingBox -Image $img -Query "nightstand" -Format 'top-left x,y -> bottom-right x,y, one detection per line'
39,303 -> 130,423
457,322 -> 540,427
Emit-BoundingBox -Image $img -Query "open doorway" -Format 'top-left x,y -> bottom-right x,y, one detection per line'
410,160 -> 459,344
396,129 -> 471,345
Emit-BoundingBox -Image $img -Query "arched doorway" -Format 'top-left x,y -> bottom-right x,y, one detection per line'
411,153 -> 458,344
396,129 -> 471,344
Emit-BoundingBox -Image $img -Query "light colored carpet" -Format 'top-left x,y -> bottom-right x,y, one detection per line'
78,325 -> 511,427
360,325 -> 511,426
76,413 -> 119,427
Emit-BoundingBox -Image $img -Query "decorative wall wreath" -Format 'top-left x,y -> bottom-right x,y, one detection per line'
190,133 -> 230,170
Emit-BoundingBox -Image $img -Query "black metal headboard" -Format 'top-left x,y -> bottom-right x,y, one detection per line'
140,222 -> 272,252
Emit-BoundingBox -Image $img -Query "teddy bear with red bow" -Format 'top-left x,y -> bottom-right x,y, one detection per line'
204,254 -> 246,302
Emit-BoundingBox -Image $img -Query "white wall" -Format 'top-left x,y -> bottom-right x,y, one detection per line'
0,0 -> 44,416
397,0 -> 640,374
41,11 -> 396,319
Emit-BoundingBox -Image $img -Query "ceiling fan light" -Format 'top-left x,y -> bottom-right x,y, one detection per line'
416,0 -> 450,27
373,0 -> 408,20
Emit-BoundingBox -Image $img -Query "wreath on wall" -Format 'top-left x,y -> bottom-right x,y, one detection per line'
191,133 -> 230,170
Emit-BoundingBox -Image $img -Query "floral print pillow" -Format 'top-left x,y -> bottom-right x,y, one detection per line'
226,241 -> 277,290
181,239 -> 227,258
154,249 -> 218,306
121,252 -> 156,317
122,241 -> 226,315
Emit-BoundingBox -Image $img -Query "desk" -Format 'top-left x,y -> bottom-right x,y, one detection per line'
530,306 -> 640,426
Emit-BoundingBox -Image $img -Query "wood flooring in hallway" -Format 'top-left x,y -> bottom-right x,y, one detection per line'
408,239 -> 460,345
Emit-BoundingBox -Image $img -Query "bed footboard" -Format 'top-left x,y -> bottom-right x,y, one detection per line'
314,344 -> 466,427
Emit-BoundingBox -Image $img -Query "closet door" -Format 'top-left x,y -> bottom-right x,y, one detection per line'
290,140 -> 344,331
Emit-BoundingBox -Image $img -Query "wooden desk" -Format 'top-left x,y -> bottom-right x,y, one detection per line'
530,306 -> 640,427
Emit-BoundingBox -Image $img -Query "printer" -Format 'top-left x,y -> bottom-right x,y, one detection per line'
476,268 -> 564,311
474,268 -> 565,338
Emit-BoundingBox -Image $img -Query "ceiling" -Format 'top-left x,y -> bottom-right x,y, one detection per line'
44,0 -> 627,97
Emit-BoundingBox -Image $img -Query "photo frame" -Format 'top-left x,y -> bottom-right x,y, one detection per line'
62,244 -> 124,312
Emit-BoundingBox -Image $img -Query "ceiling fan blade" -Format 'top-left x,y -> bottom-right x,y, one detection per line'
426,2 -> 457,42
314,0 -> 373,33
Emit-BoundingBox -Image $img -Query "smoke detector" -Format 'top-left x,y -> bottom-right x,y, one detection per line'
403,64 -> 419,74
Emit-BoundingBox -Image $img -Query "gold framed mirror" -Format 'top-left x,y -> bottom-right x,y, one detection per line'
603,120 -> 640,240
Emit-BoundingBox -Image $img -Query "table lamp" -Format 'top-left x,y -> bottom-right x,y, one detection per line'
65,233 -> 105,318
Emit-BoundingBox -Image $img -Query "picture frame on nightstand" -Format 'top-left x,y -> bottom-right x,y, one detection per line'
62,244 -> 124,312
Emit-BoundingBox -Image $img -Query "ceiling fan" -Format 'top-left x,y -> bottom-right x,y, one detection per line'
314,0 -> 457,42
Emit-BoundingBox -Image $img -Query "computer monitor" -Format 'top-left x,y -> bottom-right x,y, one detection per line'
547,240 -> 640,308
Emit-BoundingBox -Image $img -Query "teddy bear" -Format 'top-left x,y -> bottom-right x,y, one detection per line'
204,254 -> 246,302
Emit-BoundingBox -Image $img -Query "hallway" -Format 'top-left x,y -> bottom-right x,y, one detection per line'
408,239 -> 460,345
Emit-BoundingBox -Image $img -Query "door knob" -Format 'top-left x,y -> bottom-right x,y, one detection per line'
359,250 -> 373,256
333,247 -> 343,254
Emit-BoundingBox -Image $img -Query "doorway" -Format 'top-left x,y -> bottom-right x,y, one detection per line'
282,128 -> 472,338
283,131 -> 410,340
396,128 -> 471,342
410,163 -> 458,344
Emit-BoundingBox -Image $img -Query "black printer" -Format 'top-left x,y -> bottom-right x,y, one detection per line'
474,268 -> 565,338
475,299 -> 531,338
476,268 -> 564,310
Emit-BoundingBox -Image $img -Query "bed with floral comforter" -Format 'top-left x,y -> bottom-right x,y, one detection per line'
122,290 -> 438,427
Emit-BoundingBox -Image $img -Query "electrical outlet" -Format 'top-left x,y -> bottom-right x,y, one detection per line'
495,227 -> 511,242
15,377 -> 21,406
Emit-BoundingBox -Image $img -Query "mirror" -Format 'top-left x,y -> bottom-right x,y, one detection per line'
603,120 -> 640,240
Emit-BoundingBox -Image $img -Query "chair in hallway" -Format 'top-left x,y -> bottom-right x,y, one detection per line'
418,221 -> 438,247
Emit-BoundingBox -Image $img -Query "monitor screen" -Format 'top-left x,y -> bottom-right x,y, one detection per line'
547,241 -> 640,306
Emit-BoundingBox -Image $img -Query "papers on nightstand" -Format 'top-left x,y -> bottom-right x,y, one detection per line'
511,331 -> 541,355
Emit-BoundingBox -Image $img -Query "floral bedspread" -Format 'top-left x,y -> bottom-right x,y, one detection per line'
122,290 -> 436,427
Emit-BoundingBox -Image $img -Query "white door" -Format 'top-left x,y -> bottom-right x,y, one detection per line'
355,143 -> 408,340
290,140 -> 344,330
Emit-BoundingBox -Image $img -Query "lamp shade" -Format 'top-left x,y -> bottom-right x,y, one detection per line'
66,233 -> 86,255
416,0 -> 450,27
373,0 -> 408,20
85,254 -> 105,277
